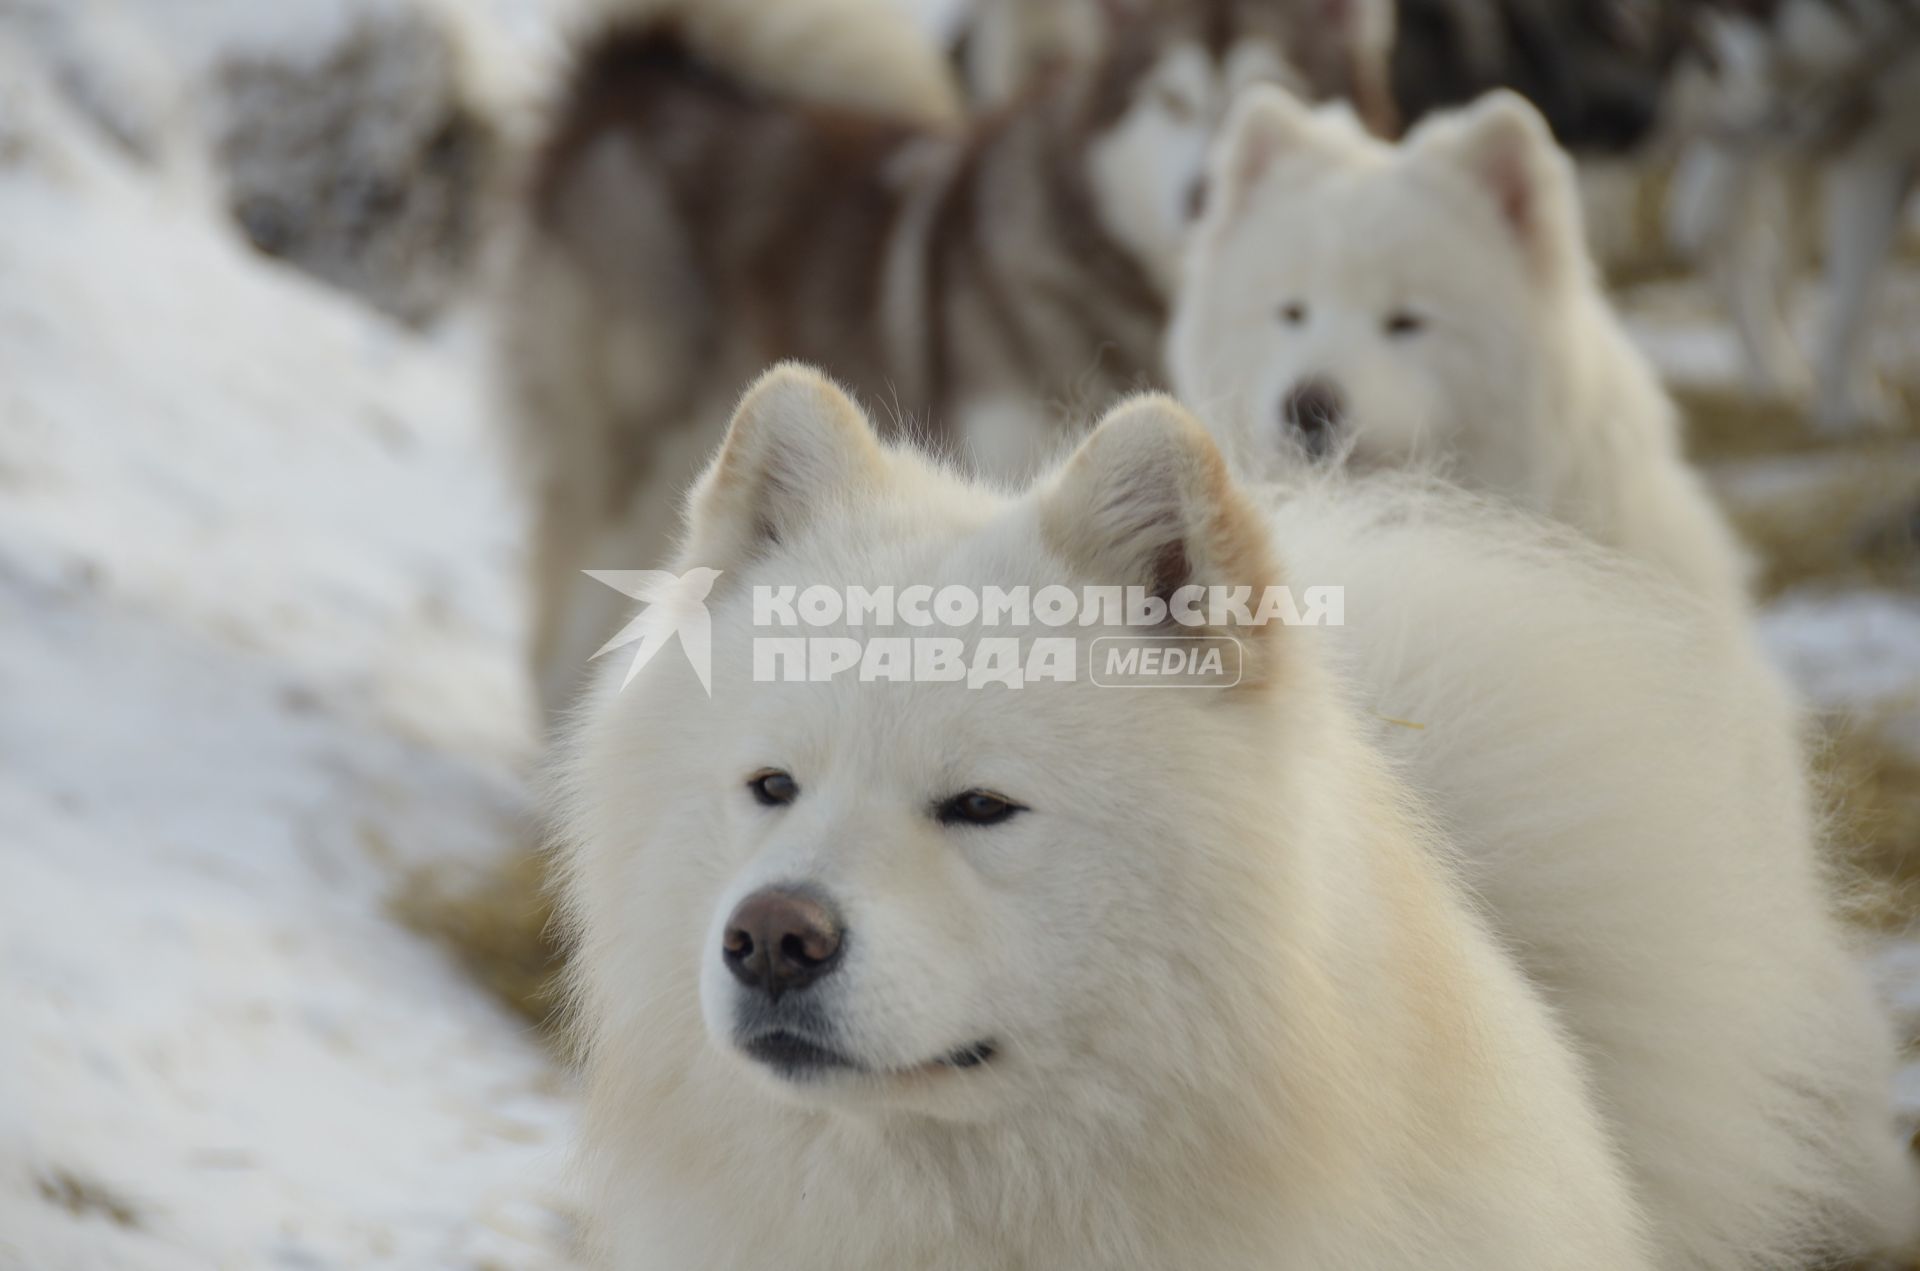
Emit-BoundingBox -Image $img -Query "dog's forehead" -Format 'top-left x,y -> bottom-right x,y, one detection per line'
727,533 -> 1075,645
744,488 -> 1026,585
696,504 -> 1196,742
700,623 -> 1152,792
1231,160 -> 1516,286
1219,171 -> 1371,273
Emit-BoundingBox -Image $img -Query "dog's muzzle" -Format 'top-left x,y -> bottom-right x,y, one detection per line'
1281,379 -> 1345,459
718,885 -> 1000,1082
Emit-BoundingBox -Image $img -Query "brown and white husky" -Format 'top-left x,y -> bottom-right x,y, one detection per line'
498,0 -> 1392,722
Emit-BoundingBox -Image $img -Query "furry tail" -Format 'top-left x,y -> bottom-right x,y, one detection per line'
568,0 -> 962,129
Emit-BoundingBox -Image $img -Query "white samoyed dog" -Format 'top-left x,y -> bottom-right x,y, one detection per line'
1167,86 -> 1753,617
554,365 -> 1916,1270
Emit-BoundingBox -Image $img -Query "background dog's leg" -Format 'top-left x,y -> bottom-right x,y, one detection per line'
1673,143 -> 1811,403
1814,154 -> 1915,433
1725,159 -> 1810,403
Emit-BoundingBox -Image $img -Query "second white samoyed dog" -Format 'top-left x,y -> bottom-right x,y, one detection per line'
1168,86 -> 1752,616
556,365 -> 1915,1269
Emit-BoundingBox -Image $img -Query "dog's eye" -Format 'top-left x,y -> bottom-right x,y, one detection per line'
748,769 -> 799,807
935,789 -> 1026,827
1383,310 -> 1426,337
1279,301 -> 1307,326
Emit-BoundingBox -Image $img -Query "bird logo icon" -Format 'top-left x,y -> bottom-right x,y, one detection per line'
585,568 -> 723,695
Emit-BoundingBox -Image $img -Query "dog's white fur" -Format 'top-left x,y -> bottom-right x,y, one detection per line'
556,365 -> 1916,1269
1275,472 -> 1920,1271
1168,86 -> 1753,615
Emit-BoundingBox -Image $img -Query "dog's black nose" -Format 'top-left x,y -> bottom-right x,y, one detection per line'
723,888 -> 844,999
1282,380 -> 1345,457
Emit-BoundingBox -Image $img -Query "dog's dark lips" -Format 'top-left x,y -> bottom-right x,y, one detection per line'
741,1031 -> 998,1079
742,1029 -> 861,1077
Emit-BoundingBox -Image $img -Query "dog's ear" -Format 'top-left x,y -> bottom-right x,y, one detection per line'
1041,394 -> 1285,685
1198,85 -> 1353,231
680,362 -> 885,570
1407,90 -> 1587,288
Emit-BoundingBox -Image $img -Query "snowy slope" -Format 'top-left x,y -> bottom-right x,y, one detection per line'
0,35 -> 575,1271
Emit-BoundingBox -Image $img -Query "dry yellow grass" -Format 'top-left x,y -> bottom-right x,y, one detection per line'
1709,452 -> 1920,599
35,1169 -> 141,1229
389,849 -> 565,1034
1677,386 -> 1851,461
1677,384 -> 1920,463
1812,712 -> 1920,933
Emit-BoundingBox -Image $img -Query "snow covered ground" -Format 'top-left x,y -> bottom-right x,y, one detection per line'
2,2 -> 1919,1268
0,10 -> 577,1268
